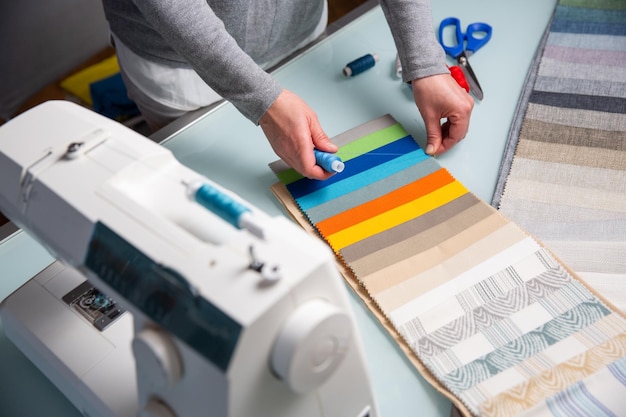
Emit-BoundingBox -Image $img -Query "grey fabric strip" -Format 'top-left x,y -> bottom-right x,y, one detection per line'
340,192 -> 481,264
495,0 -> 626,287
534,76 -> 626,98
538,58 -> 626,83
529,91 -> 626,114
523,103 -> 626,132
332,114 -> 397,147
519,118 -> 626,151
345,198 -> 495,278
546,32 -> 626,51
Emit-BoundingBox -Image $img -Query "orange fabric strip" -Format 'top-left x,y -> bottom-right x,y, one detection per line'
316,168 -> 455,237
325,180 -> 468,251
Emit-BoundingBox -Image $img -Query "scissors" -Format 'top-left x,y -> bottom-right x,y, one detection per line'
438,17 -> 492,100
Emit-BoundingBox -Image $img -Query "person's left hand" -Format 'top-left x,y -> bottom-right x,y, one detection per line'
411,73 -> 474,156
259,89 -> 337,180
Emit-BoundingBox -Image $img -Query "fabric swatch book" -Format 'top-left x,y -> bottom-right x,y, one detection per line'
269,115 -> 626,417
492,0 -> 626,312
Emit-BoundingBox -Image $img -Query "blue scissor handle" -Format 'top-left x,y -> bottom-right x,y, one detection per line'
465,22 -> 492,54
439,17 -> 492,58
439,17 -> 464,58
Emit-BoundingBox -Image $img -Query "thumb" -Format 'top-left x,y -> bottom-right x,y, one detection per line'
310,117 -> 337,153
423,116 -> 443,156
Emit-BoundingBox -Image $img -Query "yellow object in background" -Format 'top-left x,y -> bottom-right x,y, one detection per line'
60,55 -> 120,106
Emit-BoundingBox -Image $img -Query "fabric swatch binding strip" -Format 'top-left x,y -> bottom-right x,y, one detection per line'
269,114 -> 626,417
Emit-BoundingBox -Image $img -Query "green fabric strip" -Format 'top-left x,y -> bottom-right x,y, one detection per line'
331,114 -> 398,147
273,122 -> 409,185
336,123 -> 409,162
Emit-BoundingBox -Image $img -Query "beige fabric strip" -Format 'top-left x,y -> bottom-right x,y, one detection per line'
524,103 -> 626,132
520,118 -> 626,151
344,194 -> 485,274
372,221 -> 528,312
514,139 -> 626,171
362,212 -> 513,296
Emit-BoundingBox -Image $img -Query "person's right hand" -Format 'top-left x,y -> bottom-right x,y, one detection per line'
411,73 -> 474,156
259,89 -> 338,180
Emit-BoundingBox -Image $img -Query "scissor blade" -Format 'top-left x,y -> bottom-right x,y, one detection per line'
457,53 -> 484,101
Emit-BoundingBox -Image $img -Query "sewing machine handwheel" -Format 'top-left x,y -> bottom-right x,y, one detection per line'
270,299 -> 352,393
133,327 -> 184,390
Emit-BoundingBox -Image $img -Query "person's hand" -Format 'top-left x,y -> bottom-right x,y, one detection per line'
260,89 -> 337,180
411,73 -> 474,156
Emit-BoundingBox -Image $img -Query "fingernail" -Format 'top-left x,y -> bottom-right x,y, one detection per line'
425,144 -> 435,155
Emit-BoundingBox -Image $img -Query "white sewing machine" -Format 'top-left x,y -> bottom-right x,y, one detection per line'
0,101 -> 379,417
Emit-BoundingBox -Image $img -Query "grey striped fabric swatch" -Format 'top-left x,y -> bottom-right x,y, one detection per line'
495,0 -> 626,313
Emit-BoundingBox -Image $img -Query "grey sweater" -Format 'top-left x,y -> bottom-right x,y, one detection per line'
102,0 -> 446,123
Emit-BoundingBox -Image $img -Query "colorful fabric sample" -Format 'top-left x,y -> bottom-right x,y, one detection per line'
493,0 -> 626,312
270,114 -> 626,416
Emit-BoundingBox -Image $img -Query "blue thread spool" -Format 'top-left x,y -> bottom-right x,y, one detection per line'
343,53 -> 379,77
314,149 -> 344,173
192,182 -> 250,228
187,181 -> 264,238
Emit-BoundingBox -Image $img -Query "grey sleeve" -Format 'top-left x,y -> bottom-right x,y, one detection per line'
131,0 -> 282,124
377,0 -> 448,83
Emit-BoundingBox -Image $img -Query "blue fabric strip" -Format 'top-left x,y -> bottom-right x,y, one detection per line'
529,91 -> 626,114
440,300 -> 610,392
295,148 -> 430,211
286,135 -> 421,199
551,19 -> 626,36
547,381 -> 618,417
555,6 -> 626,26
305,158 -> 441,224
608,356 -> 626,386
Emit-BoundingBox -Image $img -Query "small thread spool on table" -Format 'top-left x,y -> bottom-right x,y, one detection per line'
343,53 -> 379,77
